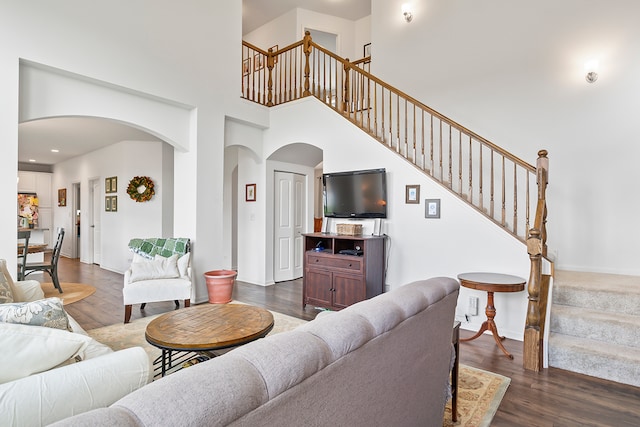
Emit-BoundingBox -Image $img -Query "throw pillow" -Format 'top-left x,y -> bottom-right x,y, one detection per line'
129,254 -> 180,283
0,297 -> 70,331
177,252 -> 190,278
0,322 -> 92,384
0,272 -> 13,304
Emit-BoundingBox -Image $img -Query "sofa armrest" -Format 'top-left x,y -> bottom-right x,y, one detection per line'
0,347 -> 150,427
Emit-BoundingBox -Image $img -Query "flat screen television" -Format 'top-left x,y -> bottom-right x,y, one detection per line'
323,168 -> 387,218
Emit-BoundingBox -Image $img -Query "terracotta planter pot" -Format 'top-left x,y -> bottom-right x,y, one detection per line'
204,270 -> 237,304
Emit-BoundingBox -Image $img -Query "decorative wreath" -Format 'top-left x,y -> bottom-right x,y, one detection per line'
127,176 -> 155,202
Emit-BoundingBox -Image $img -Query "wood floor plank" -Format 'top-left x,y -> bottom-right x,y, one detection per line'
39,257 -> 640,426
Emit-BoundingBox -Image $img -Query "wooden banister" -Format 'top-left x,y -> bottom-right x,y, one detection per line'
241,36 -> 550,371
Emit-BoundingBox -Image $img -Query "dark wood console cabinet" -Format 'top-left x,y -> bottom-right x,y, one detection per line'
303,233 -> 385,310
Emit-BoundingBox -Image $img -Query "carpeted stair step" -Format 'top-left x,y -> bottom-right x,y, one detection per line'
553,271 -> 640,315
548,333 -> 640,388
550,305 -> 640,349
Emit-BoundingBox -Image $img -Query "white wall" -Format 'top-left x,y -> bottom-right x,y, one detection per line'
1,1 -> 246,304
243,8 -> 371,62
53,140 -> 170,273
371,0 -> 640,275
264,98 -> 530,339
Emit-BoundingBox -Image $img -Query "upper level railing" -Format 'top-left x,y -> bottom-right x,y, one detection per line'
243,32 -> 542,244
242,32 -> 549,370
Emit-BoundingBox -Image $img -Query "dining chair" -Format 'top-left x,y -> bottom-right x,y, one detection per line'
17,230 -> 31,280
24,227 -> 65,293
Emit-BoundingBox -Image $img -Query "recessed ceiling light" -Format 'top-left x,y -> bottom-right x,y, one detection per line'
29,159 -> 36,162
51,149 -> 59,153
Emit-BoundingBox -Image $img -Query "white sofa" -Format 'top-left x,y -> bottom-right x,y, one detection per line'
0,259 -> 150,427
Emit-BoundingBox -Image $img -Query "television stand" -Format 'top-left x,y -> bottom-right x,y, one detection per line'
302,233 -> 385,310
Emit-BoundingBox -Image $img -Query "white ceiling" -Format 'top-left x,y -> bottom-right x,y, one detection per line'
243,0 -> 370,34
18,0 -> 371,166
19,117 -> 160,166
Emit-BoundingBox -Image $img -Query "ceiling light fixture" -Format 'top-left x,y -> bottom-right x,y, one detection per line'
402,4 -> 413,23
29,159 -> 36,162
51,149 -> 59,153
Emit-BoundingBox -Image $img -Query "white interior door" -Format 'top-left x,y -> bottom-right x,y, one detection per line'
91,180 -> 101,265
274,172 -> 305,282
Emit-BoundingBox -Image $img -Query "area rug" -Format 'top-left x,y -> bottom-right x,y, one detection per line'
87,310 -> 509,426
86,307 -> 307,366
42,282 -> 96,305
443,365 -> 510,427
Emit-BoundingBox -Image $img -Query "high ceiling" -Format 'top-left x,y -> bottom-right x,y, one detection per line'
18,1 -> 371,166
243,0 -> 370,34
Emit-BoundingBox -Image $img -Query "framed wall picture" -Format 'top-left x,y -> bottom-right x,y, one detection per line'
246,184 -> 256,202
254,53 -> 264,71
242,58 -> 251,76
269,45 -> 279,63
425,199 -> 441,219
58,188 -> 67,207
105,196 -> 111,212
110,196 -> 118,212
405,185 -> 420,204
105,176 -> 117,193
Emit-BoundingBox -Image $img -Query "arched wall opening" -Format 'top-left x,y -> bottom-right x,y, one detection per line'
18,61 -> 195,274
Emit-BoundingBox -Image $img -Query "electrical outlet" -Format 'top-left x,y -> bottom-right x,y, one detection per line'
468,296 -> 479,316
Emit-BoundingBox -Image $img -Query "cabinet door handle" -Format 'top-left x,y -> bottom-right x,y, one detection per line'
348,263 -> 352,267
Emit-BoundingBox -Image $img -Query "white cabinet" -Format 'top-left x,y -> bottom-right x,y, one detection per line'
18,171 -> 53,248
17,172 -> 37,193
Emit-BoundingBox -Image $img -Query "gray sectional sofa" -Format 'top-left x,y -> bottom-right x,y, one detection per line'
53,277 -> 459,427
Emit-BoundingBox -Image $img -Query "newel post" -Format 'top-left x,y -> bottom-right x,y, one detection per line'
303,31 -> 312,97
342,60 -> 351,113
536,149 -> 549,257
524,228 -> 543,371
267,47 -> 275,106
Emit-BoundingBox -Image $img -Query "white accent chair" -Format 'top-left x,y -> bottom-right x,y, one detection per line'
123,252 -> 192,323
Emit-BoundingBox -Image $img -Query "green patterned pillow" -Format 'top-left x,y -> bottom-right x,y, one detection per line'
0,297 -> 70,331
0,272 -> 13,304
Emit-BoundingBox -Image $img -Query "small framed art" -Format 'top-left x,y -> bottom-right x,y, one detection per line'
58,188 -> 67,207
246,184 -> 256,202
425,199 -> 441,219
405,185 -> 420,204
254,53 -> 264,71
105,196 -> 111,212
242,58 -> 251,76
110,196 -> 118,212
269,45 -> 279,63
106,176 -> 117,193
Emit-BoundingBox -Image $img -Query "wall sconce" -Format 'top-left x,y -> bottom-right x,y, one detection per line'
402,4 -> 413,23
584,60 -> 599,83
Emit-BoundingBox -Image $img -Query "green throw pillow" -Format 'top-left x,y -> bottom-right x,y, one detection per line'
0,297 -> 70,331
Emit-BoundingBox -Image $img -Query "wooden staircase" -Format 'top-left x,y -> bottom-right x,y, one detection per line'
241,33 -> 550,372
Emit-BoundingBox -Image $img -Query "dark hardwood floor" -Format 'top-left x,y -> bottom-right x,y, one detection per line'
43,257 -> 640,426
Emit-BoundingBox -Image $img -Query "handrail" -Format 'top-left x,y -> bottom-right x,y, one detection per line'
242,32 -> 539,243
242,32 -> 549,371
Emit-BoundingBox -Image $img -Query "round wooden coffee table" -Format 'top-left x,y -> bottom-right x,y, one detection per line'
145,303 -> 274,377
458,272 -> 526,359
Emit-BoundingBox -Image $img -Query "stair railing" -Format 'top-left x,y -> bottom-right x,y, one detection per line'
524,150 -> 550,371
243,32 -> 540,244
242,34 -> 550,370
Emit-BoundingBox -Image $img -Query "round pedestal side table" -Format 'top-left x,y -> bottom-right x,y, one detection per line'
457,272 -> 526,359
